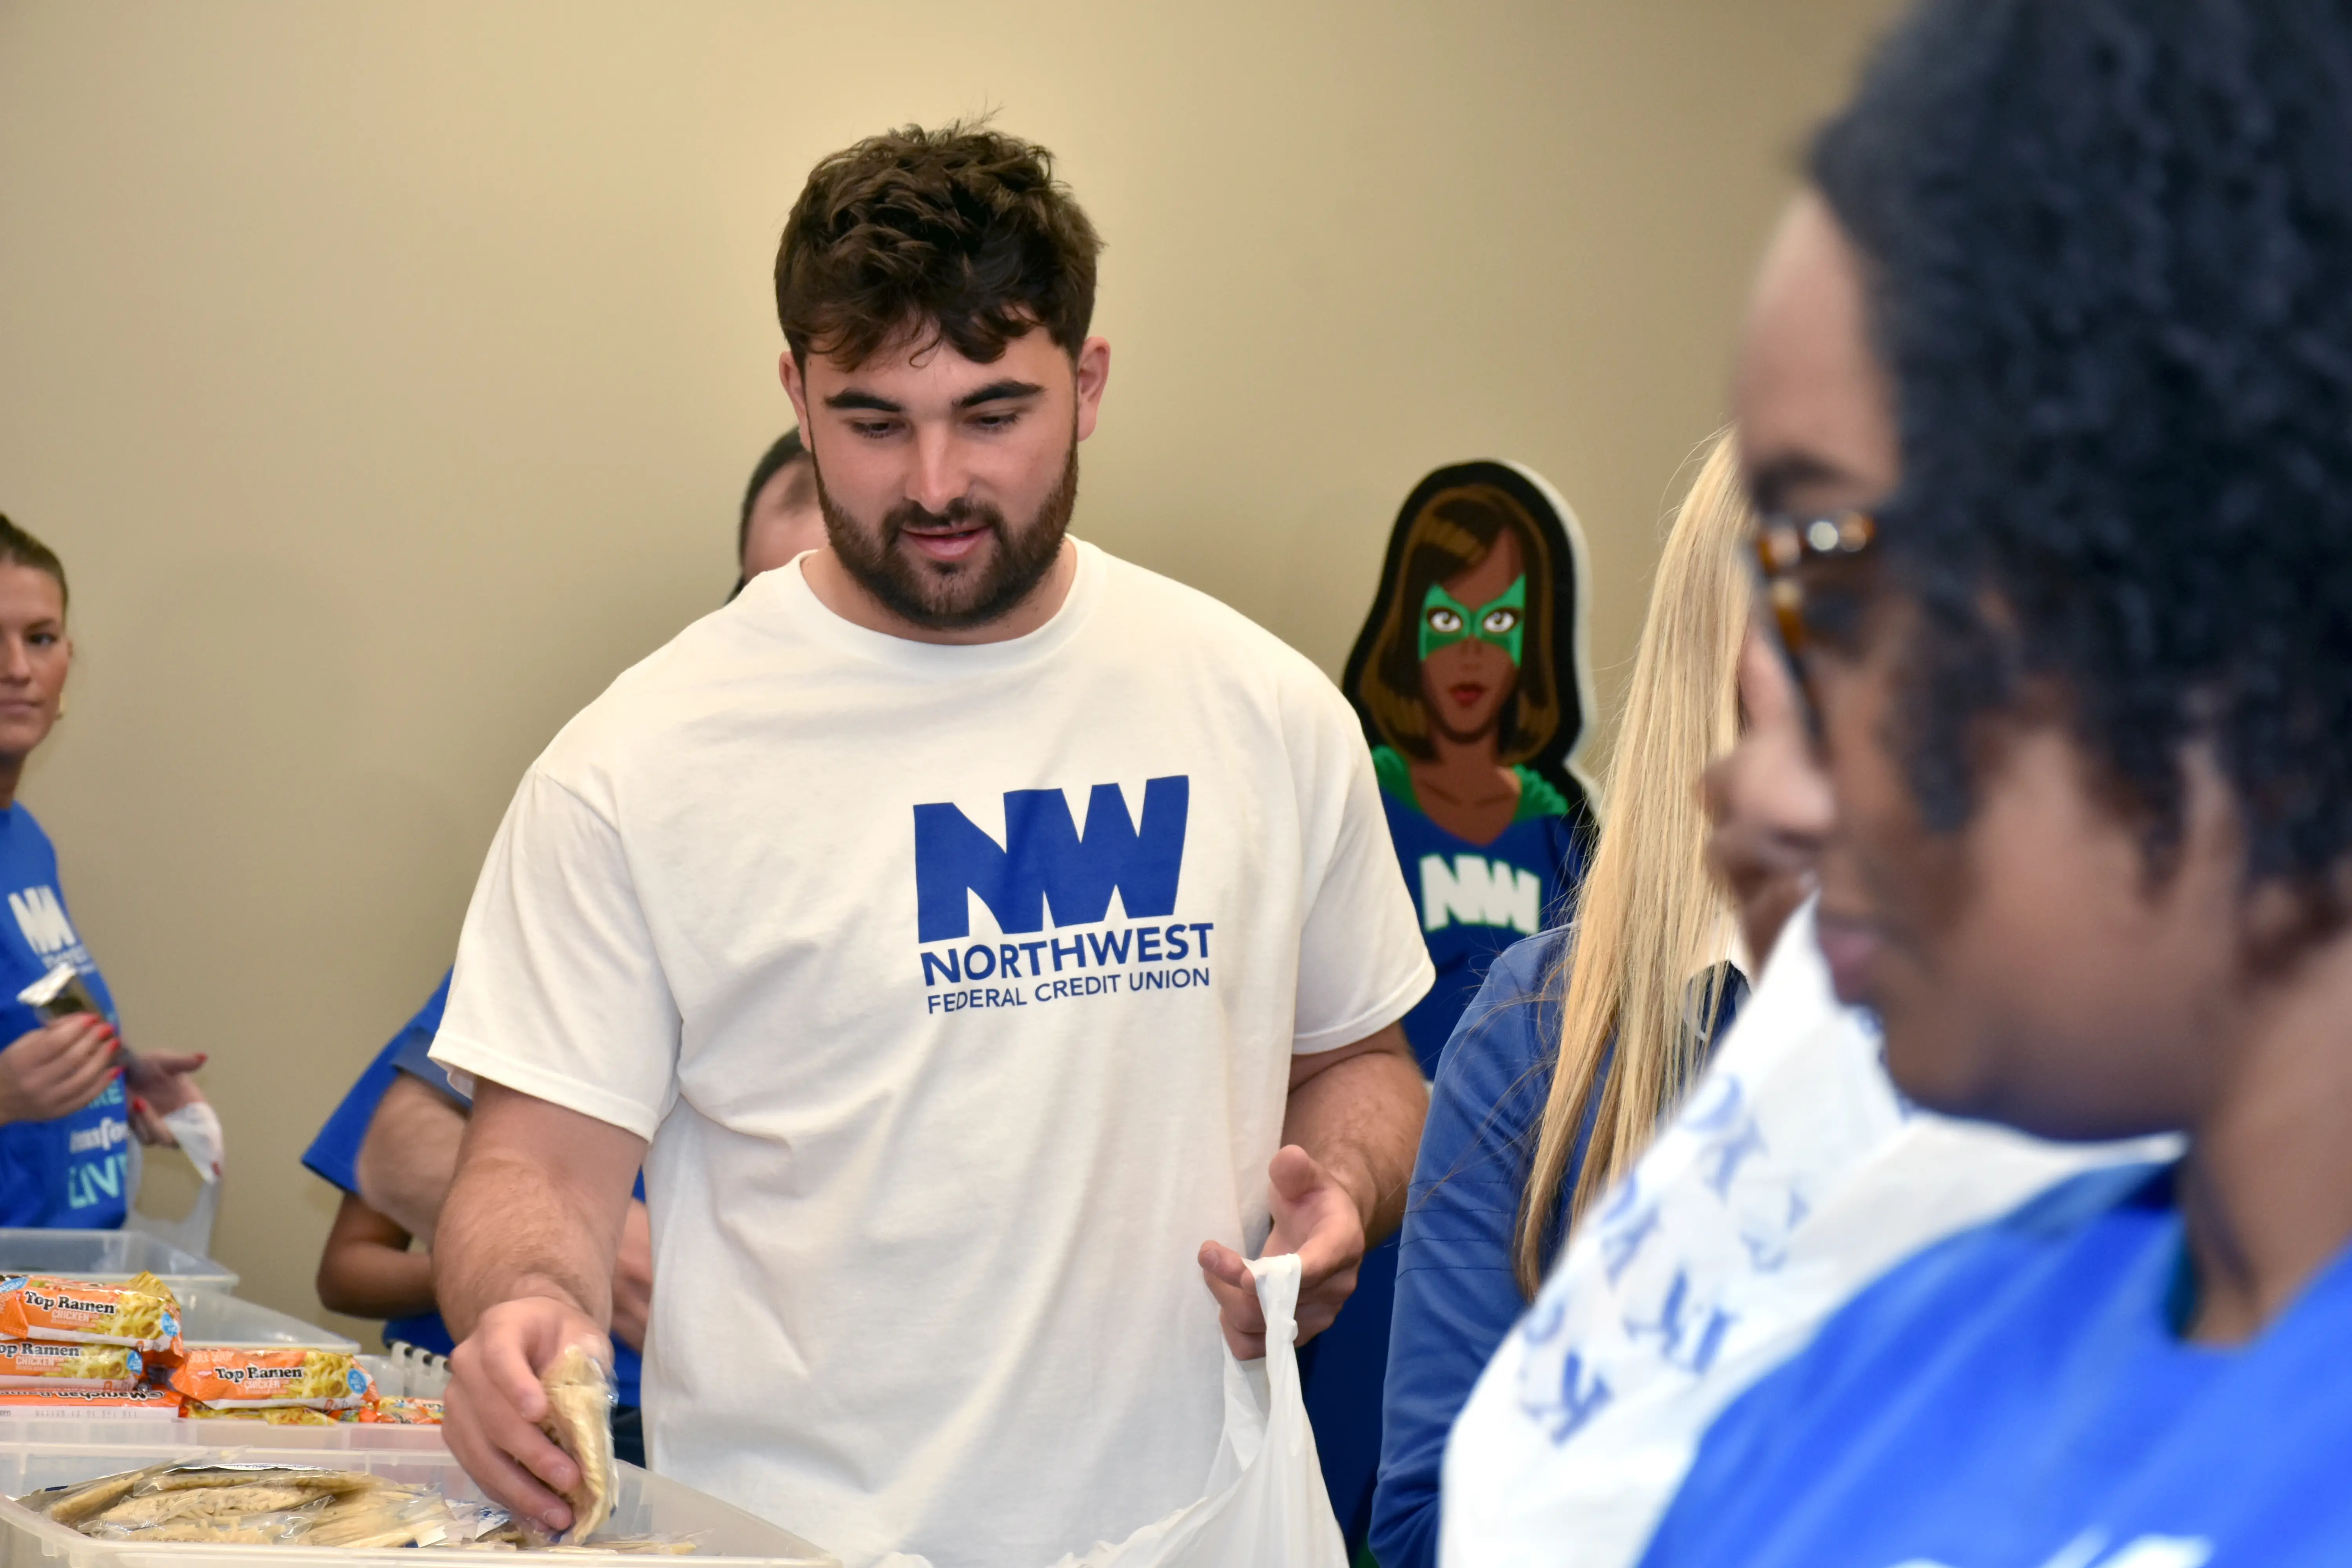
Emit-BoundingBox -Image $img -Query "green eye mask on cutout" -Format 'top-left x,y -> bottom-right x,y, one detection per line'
1419,574 -> 1526,664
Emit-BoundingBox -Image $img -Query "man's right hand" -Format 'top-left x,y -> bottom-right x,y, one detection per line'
442,1294 -> 613,1538
0,1014 -> 117,1126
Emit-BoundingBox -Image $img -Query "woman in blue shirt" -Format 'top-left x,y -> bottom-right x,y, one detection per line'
1635,4 -> 2352,1563
0,514 -> 204,1227
1370,433 -> 1759,1568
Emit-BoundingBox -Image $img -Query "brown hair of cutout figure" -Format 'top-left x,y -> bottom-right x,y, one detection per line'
1355,485 -> 1561,844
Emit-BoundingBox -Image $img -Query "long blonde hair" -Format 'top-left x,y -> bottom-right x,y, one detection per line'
1512,431 -> 1753,1297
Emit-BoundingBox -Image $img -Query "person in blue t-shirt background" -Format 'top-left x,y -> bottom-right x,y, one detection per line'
0,513 -> 206,1229
1369,430 -> 1762,1568
1624,4 -> 2352,1564
1303,463 -> 1596,1557
305,971 -> 655,1466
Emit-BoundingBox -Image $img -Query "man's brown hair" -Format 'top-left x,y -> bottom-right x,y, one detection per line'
774,122 -> 1103,370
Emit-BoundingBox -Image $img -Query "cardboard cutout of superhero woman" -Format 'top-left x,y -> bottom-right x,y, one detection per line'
1341,459 -> 1597,1076
1298,461 -> 1599,1556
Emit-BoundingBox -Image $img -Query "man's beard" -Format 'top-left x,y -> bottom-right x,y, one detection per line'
815,437 -> 1079,632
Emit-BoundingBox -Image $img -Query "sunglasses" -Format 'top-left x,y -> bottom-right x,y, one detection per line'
1752,508 -> 1879,724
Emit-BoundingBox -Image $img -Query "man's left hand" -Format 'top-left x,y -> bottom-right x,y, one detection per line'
1198,1143 -> 1368,1360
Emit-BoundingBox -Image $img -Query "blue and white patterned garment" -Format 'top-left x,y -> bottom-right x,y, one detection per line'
1637,1160 -> 2352,1568
1437,902 -> 2172,1568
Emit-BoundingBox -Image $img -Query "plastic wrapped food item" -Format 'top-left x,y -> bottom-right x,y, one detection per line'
0,1273 -> 181,1352
0,1383 -> 181,1414
183,1403 -> 341,1425
535,1346 -> 617,1546
17,1459 -> 701,1553
0,1340 -> 143,1390
17,960 -> 101,1021
354,1394 -> 445,1424
160,1346 -> 372,1410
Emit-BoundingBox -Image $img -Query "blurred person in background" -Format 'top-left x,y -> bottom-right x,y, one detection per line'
0,514 -> 207,1227
304,430 -> 815,1464
1368,432 -> 1758,1568
732,428 -> 824,594
1632,1 -> 2352,1561
305,974 -> 655,1464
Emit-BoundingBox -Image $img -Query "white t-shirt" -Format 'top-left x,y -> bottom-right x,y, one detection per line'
431,540 -> 1432,1568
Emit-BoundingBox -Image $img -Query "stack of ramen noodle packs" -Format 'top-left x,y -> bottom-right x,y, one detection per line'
0,1272 -> 186,1414
0,1272 -> 439,1424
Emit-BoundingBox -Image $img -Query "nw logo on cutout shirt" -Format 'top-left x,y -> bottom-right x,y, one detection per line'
910,776 -> 1215,1016
1418,853 -> 1544,935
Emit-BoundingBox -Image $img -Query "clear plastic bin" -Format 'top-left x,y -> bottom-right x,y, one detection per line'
175,1297 -> 358,1354
0,1232 -> 237,1301
0,1415 -> 447,1455
355,1346 -> 448,1401
0,1435 -> 838,1566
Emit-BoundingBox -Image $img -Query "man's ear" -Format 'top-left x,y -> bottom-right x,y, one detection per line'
780,351 -> 812,443
1073,336 -> 1112,443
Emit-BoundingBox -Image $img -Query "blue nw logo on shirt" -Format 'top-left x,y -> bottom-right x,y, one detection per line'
914,777 -> 1189,942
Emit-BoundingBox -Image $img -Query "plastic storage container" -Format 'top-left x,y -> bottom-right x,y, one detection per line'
0,1416 -> 448,1456
0,1435 -> 838,1566
176,1297 -> 358,1355
0,1233 -> 237,1302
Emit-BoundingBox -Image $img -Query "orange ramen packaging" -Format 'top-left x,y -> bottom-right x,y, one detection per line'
352,1396 -> 442,1425
0,1384 -> 181,1412
158,1347 -> 372,1411
0,1275 -> 180,1354
0,1341 -> 145,1391
182,1404 -> 341,1425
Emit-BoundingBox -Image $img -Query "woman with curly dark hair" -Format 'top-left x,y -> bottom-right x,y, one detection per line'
1632,1 -> 2352,1564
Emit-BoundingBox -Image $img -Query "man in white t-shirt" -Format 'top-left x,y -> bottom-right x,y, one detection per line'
429,121 -> 1435,1568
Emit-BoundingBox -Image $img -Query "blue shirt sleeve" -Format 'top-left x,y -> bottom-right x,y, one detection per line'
1370,933 -> 1577,1568
385,971 -> 465,1104
301,971 -> 457,1192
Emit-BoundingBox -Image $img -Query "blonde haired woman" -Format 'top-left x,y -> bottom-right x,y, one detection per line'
1368,433 -> 1755,1568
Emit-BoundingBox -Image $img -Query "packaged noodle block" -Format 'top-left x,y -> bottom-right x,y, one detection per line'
352,1395 -> 443,1425
183,1404 -> 341,1425
0,1273 -> 181,1352
0,1339 -> 143,1390
0,1383 -> 180,1414
160,1346 -> 373,1410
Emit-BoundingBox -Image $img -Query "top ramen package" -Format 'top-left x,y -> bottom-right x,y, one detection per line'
159,1347 -> 373,1411
0,1274 -> 180,1354
0,1341 -> 144,1392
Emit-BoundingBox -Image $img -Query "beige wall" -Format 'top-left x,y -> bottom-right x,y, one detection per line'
0,1 -> 1895,1337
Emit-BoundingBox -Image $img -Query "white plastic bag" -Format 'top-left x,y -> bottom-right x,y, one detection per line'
1045,1251 -> 1347,1568
877,1253 -> 1348,1568
1440,899 -> 2179,1568
125,1101 -> 226,1258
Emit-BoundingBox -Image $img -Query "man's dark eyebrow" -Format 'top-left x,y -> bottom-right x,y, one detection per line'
823,389 -> 902,413
1744,451 -> 1857,515
954,379 -> 1044,410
